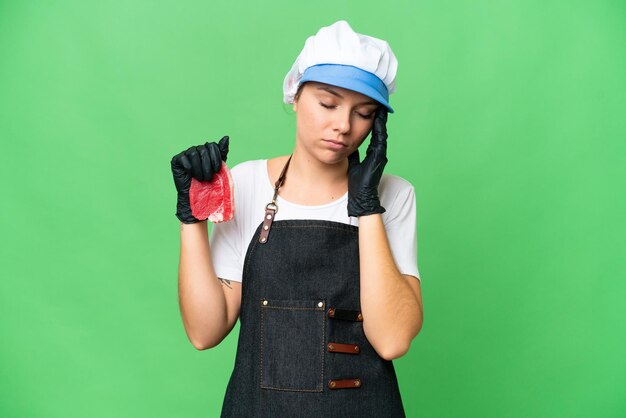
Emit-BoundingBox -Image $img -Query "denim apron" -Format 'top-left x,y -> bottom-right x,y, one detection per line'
220,157 -> 406,417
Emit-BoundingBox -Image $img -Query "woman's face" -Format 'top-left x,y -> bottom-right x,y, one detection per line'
293,81 -> 380,165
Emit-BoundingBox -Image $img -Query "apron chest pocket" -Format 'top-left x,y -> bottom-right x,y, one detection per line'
259,299 -> 326,392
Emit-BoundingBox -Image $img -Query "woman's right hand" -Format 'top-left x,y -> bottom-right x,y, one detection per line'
170,135 -> 230,224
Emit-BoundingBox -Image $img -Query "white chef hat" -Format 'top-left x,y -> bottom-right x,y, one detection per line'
283,20 -> 398,113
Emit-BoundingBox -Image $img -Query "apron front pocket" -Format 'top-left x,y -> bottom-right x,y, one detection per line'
259,299 -> 325,392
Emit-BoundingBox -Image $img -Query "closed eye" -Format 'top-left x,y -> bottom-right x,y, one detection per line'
320,102 -> 374,120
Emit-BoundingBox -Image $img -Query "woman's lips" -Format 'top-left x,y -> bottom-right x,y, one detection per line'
322,139 -> 347,150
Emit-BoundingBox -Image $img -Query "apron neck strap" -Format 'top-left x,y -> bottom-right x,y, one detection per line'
260,155 -> 292,244
272,154 -> 292,205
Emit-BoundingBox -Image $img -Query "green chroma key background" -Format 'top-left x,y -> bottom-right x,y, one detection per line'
1,1 -> 624,417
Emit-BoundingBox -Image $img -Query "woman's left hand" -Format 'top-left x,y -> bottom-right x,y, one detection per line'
347,106 -> 388,217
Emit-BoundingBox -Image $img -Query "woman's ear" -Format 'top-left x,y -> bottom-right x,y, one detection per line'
292,100 -> 298,112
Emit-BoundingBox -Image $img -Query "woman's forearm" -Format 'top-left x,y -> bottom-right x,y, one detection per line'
358,214 -> 423,360
178,221 -> 231,350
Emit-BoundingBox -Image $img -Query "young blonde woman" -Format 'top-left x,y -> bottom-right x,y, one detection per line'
171,20 -> 423,417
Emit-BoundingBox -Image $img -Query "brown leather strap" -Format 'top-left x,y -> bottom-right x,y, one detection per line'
258,205 -> 276,244
259,155 -> 292,245
327,307 -> 363,322
273,155 -> 292,196
328,378 -> 362,389
327,342 -> 360,354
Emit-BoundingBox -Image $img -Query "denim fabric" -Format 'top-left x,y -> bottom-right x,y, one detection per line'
260,299 -> 325,391
221,220 -> 406,417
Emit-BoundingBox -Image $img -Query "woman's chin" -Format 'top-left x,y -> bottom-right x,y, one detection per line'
317,151 -> 349,166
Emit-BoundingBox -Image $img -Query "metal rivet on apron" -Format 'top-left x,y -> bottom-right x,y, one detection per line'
327,308 -> 335,317
354,379 -> 361,387
328,344 -> 335,351
328,380 -> 336,388
263,225 -> 269,230
318,301 -> 324,308
357,313 -> 363,321
260,237 -> 266,243
266,214 -> 272,220
262,300 -> 268,306
354,345 -> 360,353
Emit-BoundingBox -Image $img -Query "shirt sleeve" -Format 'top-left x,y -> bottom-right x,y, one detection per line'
380,176 -> 421,281
209,216 -> 244,282
208,162 -> 252,283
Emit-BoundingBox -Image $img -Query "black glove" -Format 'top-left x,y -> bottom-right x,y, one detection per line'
347,107 -> 388,217
170,136 -> 230,224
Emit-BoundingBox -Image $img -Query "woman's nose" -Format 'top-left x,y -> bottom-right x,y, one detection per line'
332,109 -> 351,134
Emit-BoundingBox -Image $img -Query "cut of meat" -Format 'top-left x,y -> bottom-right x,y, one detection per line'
189,162 -> 234,223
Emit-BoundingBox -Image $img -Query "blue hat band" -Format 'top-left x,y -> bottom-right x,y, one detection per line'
299,64 -> 394,113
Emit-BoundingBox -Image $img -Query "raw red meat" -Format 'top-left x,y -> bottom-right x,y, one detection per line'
189,162 -> 234,223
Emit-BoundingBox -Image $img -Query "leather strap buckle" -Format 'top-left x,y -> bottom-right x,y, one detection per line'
258,155 -> 291,245
259,205 -> 277,244
328,378 -> 362,389
327,307 -> 363,322
327,342 -> 360,354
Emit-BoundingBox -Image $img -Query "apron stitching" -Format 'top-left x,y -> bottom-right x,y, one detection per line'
272,224 -> 358,233
260,386 -> 323,393
321,301 -> 326,392
259,303 -> 264,389
262,306 -> 324,311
